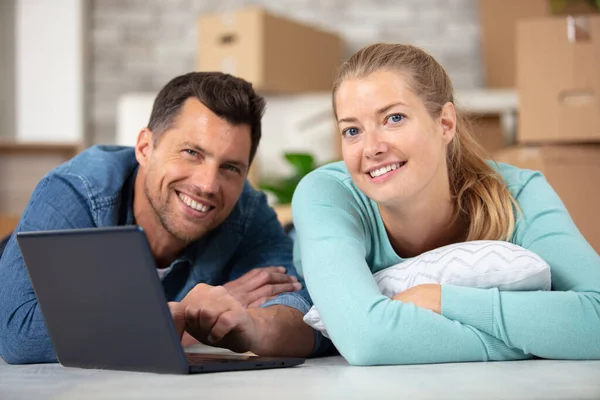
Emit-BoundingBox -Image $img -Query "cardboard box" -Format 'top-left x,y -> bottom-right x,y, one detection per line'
517,15 -> 600,143
494,145 -> 600,253
478,0 -> 598,88
197,7 -> 343,93
469,114 -> 509,155
0,215 -> 19,239
0,141 -> 81,217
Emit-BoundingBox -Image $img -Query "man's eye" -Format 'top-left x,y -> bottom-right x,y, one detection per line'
342,127 -> 359,138
223,165 -> 241,174
387,114 -> 404,124
183,149 -> 198,157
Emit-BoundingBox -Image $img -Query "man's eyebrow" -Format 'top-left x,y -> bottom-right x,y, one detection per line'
181,141 -> 248,172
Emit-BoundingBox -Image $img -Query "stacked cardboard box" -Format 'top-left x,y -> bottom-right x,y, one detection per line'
474,0 -> 598,156
478,0 -> 597,88
491,11 -> 600,252
197,7 -> 343,94
495,145 -> 600,253
516,15 -> 600,144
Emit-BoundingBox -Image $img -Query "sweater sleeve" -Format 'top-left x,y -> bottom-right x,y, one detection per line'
292,171 -> 531,366
442,171 -> 600,360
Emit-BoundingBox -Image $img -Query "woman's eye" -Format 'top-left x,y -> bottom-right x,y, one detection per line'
342,127 -> 359,137
387,114 -> 404,124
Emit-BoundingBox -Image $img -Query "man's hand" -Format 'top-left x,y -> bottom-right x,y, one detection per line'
392,284 -> 442,314
168,302 -> 186,340
223,266 -> 302,308
180,284 -> 259,353
170,283 -> 314,357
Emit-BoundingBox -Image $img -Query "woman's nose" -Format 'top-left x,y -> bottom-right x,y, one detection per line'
363,131 -> 389,159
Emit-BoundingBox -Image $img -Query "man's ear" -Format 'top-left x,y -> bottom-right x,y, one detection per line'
135,128 -> 154,167
439,102 -> 457,145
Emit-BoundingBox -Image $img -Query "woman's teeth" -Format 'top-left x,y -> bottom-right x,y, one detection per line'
369,162 -> 404,178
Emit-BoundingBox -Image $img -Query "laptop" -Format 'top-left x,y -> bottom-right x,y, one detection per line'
16,226 -> 305,374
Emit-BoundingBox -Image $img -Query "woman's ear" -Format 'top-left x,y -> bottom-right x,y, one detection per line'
439,102 -> 457,145
135,128 -> 153,167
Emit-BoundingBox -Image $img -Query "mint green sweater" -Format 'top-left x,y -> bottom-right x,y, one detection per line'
291,161 -> 600,366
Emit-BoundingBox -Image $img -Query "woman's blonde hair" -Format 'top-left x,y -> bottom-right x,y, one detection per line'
332,43 -> 518,241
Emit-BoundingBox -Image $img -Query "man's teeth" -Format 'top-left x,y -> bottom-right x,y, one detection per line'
178,193 -> 210,212
369,162 -> 404,178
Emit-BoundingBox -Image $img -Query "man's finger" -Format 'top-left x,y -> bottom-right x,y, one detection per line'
207,308 -> 245,344
242,271 -> 297,292
184,292 -> 242,343
243,282 -> 302,306
226,266 -> 287,288
168,302 -> 186,340
185,306 -> 221,343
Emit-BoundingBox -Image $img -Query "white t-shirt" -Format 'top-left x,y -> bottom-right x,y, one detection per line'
156,266 -> 173,281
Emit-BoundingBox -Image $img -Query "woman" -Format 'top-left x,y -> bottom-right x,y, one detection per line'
291,43 -> 600,366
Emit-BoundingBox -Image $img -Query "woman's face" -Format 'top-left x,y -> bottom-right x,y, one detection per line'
335,70 -> 456,207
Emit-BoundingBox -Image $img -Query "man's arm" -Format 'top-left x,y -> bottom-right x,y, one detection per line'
247,305 -> 314,357
0,175 -> 95,364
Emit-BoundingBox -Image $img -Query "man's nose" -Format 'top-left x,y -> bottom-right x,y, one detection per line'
192,162 -> 220,195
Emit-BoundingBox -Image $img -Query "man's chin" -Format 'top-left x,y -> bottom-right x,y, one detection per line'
171,228 -> 208,243
162,222 -> 209,244
161,210 -> 225,242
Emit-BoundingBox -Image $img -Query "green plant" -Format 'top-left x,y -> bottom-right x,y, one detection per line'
259,153 -> 318,205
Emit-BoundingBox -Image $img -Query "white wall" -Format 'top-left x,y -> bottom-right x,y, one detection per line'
16,0 -> 86,143
0,0 -> 16,139
259,93 -> 339,180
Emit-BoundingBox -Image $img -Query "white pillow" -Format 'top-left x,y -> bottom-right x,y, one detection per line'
303,240 -> 551,338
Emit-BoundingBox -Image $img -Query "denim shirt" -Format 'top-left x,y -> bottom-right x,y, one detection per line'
0,145 -> 330,364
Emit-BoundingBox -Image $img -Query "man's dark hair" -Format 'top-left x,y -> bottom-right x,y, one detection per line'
147,71 -> 266,164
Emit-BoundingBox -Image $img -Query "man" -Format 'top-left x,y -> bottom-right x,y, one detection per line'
0,72 -> 329,364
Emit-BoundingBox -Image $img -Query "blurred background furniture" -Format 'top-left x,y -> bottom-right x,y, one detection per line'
0,141 -> 82,238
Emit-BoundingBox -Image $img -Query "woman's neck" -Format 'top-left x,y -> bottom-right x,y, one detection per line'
379,181 -> 467,259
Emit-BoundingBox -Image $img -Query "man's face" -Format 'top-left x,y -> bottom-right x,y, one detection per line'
137,97 -> 252,243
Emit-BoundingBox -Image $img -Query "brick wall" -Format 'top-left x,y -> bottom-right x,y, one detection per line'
90,0 -> 482,144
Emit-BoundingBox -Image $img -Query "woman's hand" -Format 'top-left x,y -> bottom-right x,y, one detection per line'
392,284 -> 442,314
